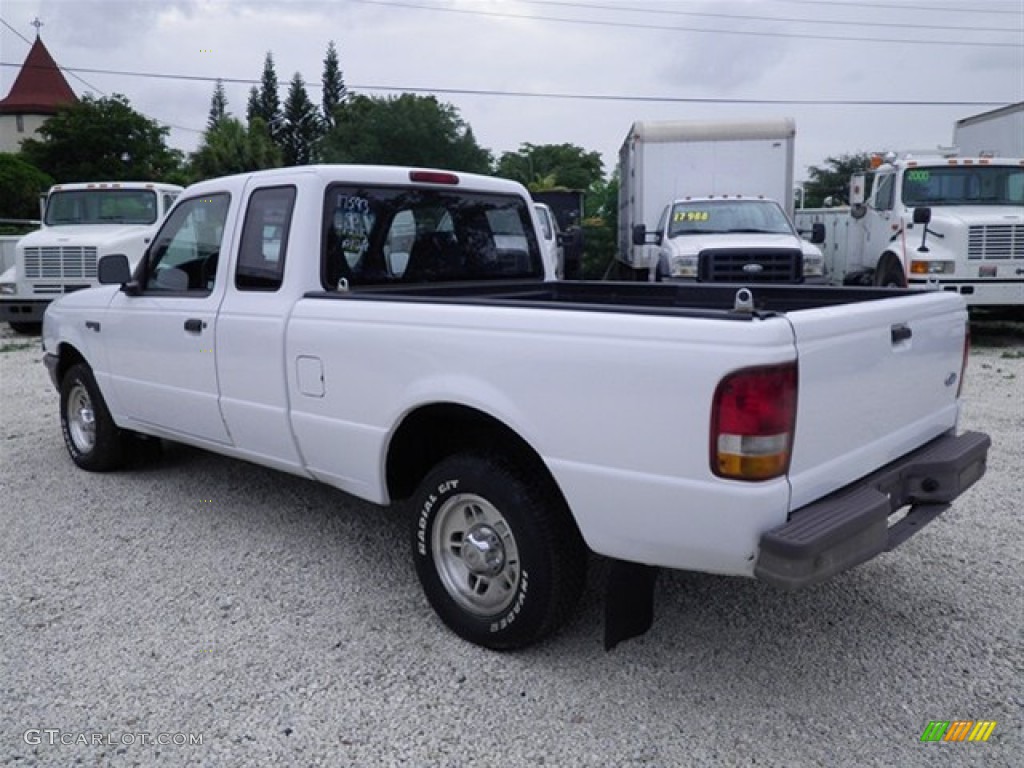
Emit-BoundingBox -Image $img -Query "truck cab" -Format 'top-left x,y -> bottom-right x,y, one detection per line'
0,181 -> 183,332
849,154 -> 1024,305
637,197 -> 826,283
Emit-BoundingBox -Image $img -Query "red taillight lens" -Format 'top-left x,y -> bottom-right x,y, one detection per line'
711,363 -> 798,481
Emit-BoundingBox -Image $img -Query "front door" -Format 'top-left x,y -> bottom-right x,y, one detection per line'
104,192 -> 232,444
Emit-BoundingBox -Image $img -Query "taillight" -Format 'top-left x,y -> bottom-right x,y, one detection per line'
711,363 -> 798,481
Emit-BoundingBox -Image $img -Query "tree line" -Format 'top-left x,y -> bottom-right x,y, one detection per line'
0,39 -> 871,274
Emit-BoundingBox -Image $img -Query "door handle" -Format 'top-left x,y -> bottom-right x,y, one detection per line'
891,323 -> 912,344
184,318 -> 205,333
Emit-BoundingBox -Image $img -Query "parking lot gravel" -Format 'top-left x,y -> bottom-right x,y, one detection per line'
1,324 -> 1021,767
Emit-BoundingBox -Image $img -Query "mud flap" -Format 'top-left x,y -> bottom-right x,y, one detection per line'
604,560 -> 659,650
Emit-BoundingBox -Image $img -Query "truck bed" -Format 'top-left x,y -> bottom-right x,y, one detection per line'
307,280 -> 914,317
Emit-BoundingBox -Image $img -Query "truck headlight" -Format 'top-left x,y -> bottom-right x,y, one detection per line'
802,256 -> 824,277
670,256 -> 698,278
0,282 -> 15,295
910,260 -> 954,275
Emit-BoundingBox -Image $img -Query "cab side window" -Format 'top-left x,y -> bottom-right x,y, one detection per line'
872,173 -> 895,211
235,186 -> 296,292
144,193 -> 230,294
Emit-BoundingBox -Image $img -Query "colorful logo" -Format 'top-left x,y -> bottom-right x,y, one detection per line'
920,720 -> 997,742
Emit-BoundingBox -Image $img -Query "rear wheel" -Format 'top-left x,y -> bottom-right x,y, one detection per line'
411,453 -> 587,650
60,363 -> 126,471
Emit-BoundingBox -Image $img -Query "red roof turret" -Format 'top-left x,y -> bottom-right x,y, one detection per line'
0,35 -> 77,115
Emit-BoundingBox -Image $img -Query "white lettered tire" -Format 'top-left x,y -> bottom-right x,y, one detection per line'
412,454 -> 587,650
60,363 -> 126,471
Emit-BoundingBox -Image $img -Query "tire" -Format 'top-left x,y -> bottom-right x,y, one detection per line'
411,453 -> 587,650
874,257 -> 905,288
9,321 -> 42,335
60,363 -> 126,471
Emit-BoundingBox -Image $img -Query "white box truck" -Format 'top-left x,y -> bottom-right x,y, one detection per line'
617,118 -> 824,282
953,102 -> 1023,158
0,181 -> 183,333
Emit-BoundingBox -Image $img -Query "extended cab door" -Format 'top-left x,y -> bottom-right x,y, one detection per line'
102,193 -> 232,444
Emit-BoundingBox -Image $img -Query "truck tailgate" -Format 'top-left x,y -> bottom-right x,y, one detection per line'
786,291 -> 968,510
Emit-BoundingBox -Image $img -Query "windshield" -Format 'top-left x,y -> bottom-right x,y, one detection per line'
45,189 -> 159,226
901,166 -> 1024,207
667,200 -> 793,237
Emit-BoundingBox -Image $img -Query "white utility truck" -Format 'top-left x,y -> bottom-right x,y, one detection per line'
617,119 -> 825,282
794,152 -> 1024,308
0,181 -> 183,332
43,165 -> 988,650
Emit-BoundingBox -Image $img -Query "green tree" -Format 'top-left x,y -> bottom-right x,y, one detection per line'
248,52 -> 282,144
18,94 -> 182,182
321,41 -> 347,129
802,152 -> 873,208
207,79 -> 229,131
0,154 -> 53,222
189,116 -> 281,181
320,93 -> 492,173
580,172 -> 618,278
246,85 -> 260,125
280,73 -> 322,166
496,143 -> 604,191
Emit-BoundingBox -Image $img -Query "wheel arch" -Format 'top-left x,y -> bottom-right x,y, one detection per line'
53,341 -> 89,386
875,250 -> 907,287
386,402 -> 565,508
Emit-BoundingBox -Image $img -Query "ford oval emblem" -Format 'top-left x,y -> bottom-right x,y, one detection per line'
742,263 -> 764,274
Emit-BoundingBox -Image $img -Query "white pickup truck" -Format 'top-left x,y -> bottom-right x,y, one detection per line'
42,165 -> 990,650
635,196 -> 827,283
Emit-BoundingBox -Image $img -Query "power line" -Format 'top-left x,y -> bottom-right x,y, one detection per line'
519,0 -> 1013,33
0,17 -> 109,96
765,0 -> 1022,16
350,0 -> 1023,47
0,17 -> 203,135
1,61 -> 1011,108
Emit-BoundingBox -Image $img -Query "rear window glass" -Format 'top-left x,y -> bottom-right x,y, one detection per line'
322,185 -> 543,288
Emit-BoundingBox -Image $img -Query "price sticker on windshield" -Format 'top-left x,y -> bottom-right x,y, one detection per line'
673,210 -> 710,222
906,169 -> 931,183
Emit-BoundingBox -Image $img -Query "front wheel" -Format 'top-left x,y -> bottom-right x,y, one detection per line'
411,454 -> 587,650
874,256 -> 906,288
60,363 -> 126,471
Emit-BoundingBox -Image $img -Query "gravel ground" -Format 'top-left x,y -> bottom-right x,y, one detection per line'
1,324 -> 1021,767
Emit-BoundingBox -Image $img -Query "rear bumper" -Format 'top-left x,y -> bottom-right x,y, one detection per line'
755,430 -> 990,589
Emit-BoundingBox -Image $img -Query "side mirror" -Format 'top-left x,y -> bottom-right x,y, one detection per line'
811,222 -> 826,244
632,224 -> 647,246
913,206 -> 932,225
98,254 -> 132,285
850,202 -> 867,220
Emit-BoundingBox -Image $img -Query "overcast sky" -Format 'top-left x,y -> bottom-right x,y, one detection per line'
2,0 -> 1022,183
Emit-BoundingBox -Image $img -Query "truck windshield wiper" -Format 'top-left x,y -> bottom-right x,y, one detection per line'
725,228 -> 786,234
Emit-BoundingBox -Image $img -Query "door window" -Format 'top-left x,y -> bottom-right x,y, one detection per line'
872,173 -> 895,211
143,193 -> 230,293
236,186 -> 296,291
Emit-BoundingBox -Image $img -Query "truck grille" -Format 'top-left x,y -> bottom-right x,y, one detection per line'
23,246 -> 99,279
967,225 -> 1024,259
698,248 -> 803,283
